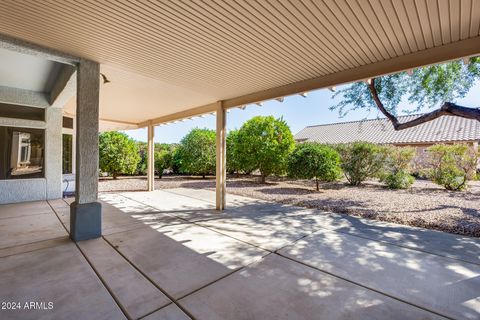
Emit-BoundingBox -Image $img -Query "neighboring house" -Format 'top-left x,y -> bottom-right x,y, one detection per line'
295,114 -> 480,169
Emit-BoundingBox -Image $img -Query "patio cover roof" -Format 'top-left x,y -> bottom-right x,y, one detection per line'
1,0 -> 480,129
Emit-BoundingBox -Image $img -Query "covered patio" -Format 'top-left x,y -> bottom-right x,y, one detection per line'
1,188 -> 479,319
1,1 -> 480,319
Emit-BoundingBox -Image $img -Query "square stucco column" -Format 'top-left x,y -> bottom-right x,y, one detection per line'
70,59 -> 101,241
216,101 -> 226,210
147,124 -> 155,191
45,107 -> 63,200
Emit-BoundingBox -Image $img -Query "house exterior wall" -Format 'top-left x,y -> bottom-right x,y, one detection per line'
393,141 -> 479,172
0,108 -> 63,204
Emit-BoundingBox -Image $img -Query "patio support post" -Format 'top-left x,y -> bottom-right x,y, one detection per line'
147,123 -> 155,191
215,101 -> 226,210
70,59 -> 102,241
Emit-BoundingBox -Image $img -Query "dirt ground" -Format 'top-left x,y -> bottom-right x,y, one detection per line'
99,175 -> 480,237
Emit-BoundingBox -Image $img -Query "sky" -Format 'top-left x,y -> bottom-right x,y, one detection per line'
123,81 -> 480,144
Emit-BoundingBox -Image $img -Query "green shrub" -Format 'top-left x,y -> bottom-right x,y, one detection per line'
176,128 -> 216,178
135,141 -> 148,175
99,131 -> 140,179
427,144 -> 478,191
383,170 -> 415,189
380,146 -> 416,189
335,142 -> 387,186
226,129 -> 241,175
154,147 -> 174,178
236,116 -> 295,183
288,143 -> 342,191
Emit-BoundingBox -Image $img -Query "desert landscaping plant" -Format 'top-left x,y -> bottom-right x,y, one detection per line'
99,131 -> 141,179
336,142 -> 387,186
154,147 -> 174,178
226,129 -> 242,175
236,116 -> 295,183
135,141 -> 148,175
288,143 -> 342,191
380,146 -> 416,189
427,144 -> 478,191
176,128 -> 216,178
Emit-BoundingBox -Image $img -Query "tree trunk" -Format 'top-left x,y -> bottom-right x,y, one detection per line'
260,175 -> 266,183
316,177 -> 319,191
113,173 -> 118,180
368,78 -> 480,130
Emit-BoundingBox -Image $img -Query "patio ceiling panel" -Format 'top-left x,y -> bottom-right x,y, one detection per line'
0,0 -> 479,128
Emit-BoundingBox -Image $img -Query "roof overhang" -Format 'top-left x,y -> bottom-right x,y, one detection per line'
0,1 -> 479,130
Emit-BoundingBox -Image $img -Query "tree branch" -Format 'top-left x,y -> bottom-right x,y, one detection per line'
368,78 -> 480,130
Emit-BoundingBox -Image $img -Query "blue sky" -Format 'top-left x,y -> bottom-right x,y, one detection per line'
124,82 -> 480,143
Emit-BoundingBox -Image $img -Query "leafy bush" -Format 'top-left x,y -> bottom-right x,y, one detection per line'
226,129 -> 241,175
99,131 -> 141,179
236,116 -> 295,183
171,148 -> 184,174
288,143 -> 342,191
176,128 -> 216,178
383,171 -> 415,189
427,144 -> 478,191
135,141 -> 148,175
335,142 -> 387,186
380,146 -> 416,189
154,145 -> 174,178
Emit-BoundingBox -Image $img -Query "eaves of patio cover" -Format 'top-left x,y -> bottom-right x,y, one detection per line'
1,0 -> 480,129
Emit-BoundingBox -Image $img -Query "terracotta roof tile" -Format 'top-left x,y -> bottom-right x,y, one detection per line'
294,115 -> 480,144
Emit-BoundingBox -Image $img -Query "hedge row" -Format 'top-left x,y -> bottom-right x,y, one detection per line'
99,117 -> 478,191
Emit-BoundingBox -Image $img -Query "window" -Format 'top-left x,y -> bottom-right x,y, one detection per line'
62,134 -> 73,174
0,126 -> 44,179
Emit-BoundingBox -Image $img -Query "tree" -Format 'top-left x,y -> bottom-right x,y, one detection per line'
236,116 -> 295,183
154,148 -> 173,178
135,141 -> 148,175
331,57 -> 480,129
226,129 -> 241,175
427,144 -> 478,191
288,143 -> 342,191
99,131 -> 140,179
335,142 -> 387,186
176,128 -> 216,178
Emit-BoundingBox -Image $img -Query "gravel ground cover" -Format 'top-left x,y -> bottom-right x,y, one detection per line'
99,175 -> 480,237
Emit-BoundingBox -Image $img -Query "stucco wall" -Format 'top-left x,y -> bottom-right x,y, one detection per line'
0,178 -> 46,203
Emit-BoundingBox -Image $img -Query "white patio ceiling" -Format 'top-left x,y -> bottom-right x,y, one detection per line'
1,0 -> 479,128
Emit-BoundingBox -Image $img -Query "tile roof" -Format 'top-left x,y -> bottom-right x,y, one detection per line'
294,115 -> 480,145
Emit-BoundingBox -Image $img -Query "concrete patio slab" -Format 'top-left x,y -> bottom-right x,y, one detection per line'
197,215 -> 310,251
100,193 -> 160,214
119,190 -> 215,212
78,238 -> 172,319
49,197 -> 184,236
0,200 -> 53,219
105,220 -> 268,299
179,254 -> 442,320
165,187 -> 268,208
0,212 -> 67,249
142,304 -> 192,320
278,228 -> 480,319
0,242 -> 125,320
172,188 -> 480,265
194,204 -> 327,251
320,213 -> 480,266
2,192 -> 478,320
0,236 -> 70,258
